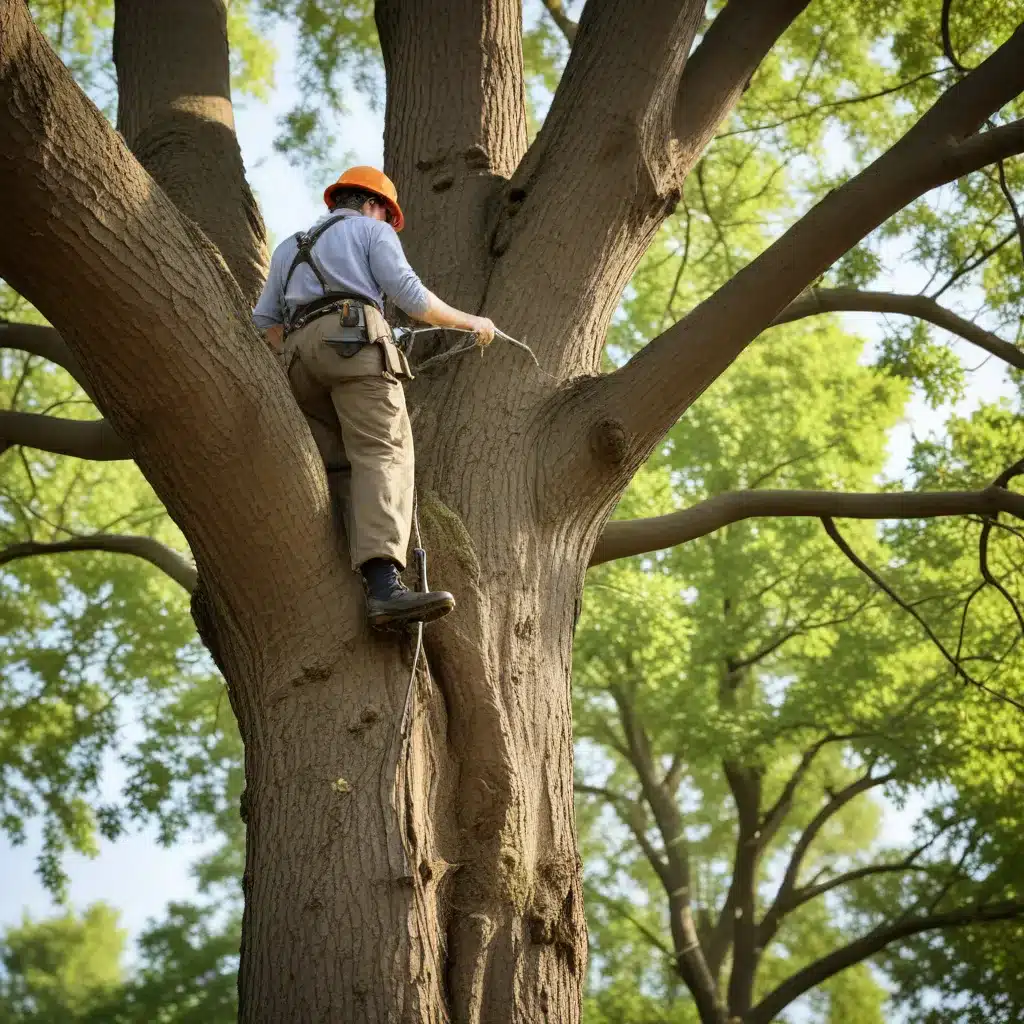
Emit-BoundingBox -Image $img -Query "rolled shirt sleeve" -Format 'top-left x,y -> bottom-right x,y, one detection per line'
367,222 -> 430,318
252,244 -> 288,329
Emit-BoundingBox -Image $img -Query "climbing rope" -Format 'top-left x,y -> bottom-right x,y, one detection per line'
398,489 -> 425,739
398,326 -> 557,380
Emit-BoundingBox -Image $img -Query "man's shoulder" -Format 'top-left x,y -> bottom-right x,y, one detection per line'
365,218 -> 401,247
270,232 -> 301,261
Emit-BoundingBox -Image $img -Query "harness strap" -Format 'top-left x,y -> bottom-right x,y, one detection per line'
282,213 -> 352,326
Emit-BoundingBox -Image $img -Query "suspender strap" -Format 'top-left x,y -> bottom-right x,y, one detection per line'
282,213 -> 351,323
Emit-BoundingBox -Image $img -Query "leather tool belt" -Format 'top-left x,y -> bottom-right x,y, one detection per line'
290,294 -> 413,380
288,293 -> 375,337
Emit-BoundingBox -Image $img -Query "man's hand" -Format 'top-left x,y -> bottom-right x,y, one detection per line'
420,293 -> 495,346
263,324 -> 284,354
468,315 -> 495,347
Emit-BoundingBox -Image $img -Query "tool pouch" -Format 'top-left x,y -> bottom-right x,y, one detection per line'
340,300 -> 361,328
323,302 -> 370,356
365,305 -> 414,381
323,339 -> 365,358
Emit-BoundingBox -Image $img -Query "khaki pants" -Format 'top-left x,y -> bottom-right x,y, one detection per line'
282,310 -> 414,570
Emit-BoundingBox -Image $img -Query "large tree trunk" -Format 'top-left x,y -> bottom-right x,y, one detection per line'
6,0 -> 1023,1020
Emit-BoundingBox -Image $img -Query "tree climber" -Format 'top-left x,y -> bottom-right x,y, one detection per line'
253,165 -> 495,629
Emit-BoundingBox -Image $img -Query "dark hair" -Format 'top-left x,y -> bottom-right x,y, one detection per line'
329,187 -> 376,212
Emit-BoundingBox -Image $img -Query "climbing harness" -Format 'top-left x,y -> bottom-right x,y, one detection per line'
281,213 -> 351,332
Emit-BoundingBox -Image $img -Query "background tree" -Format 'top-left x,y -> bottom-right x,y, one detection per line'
575,322 -> 1024,1023
2,0 -> 1024,1021
0,904 -> 125,1022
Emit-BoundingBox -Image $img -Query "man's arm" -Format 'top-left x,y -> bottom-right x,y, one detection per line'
253,245 -> 287,351
417,293 -> 495,346
368,223 -> 495,345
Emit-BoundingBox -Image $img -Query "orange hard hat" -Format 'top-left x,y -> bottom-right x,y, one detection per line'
323,166 -> 405,232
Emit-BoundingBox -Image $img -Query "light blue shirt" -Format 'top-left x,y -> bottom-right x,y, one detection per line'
252,209 -> 430,328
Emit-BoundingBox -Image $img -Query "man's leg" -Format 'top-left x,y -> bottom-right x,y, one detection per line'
330,374 -> 454,628
330,373 -> 413,569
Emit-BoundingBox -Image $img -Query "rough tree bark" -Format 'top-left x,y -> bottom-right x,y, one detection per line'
3,1 -> 1024,1021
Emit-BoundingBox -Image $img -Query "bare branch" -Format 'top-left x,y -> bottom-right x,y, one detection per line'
758,734 -> 845,848
0,410 -> 130,460
718,68 -> 950,138
597,25 -> 1024,451
823,517 -> 1024,714
786,856 -> 934,911
0,534 -> 196,592
941,0 -> 972,73
932,227 -> 1017,297
674,0 -> 813,165
587,890 -> 673,958
748,901 -> 1024,1024
772,287 -> 1024,370
575,782 -> 671,883
538,0 -> 576,44
590,487 -> 1024,567
0,321 -> 95,395
760,771 -> 896,947
994,157 -> 1024,268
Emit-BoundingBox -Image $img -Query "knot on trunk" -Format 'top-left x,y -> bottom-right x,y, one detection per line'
591,417 -> 629,465
528,857 -> 584,976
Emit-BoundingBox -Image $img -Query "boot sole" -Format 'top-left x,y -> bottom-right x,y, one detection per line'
369,595 -> 456,630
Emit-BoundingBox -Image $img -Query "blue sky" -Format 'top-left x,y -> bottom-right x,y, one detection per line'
0,11 -> 1014,954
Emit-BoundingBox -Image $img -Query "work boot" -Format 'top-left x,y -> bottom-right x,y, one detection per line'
361,557 -> 455,629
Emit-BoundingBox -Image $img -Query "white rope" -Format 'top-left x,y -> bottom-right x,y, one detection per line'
406,327 -> 557,380
399,490 -> 425,739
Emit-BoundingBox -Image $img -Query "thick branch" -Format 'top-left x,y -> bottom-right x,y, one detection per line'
113,0 -> 268,301
590,487 -> 1024,566
748,901 -> 1024,1024
0,0 -> 340,630
601,24 -> 1024,449
0,410 -> 130,460
484,0 -> 707,373
0,535 -> 196,592
674,0 -> 812,166
774,287 -> 1024,369
376,0 -> 527,312
613,689 -> 726,1024
722,762 -> 761,1018
0,321 -> 95,395
539,0 -> 576,44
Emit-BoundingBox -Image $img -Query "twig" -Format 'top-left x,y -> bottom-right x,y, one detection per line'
995,158 -> 1024,269
821,517 -> 1024,714
941,0 -> 971,73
